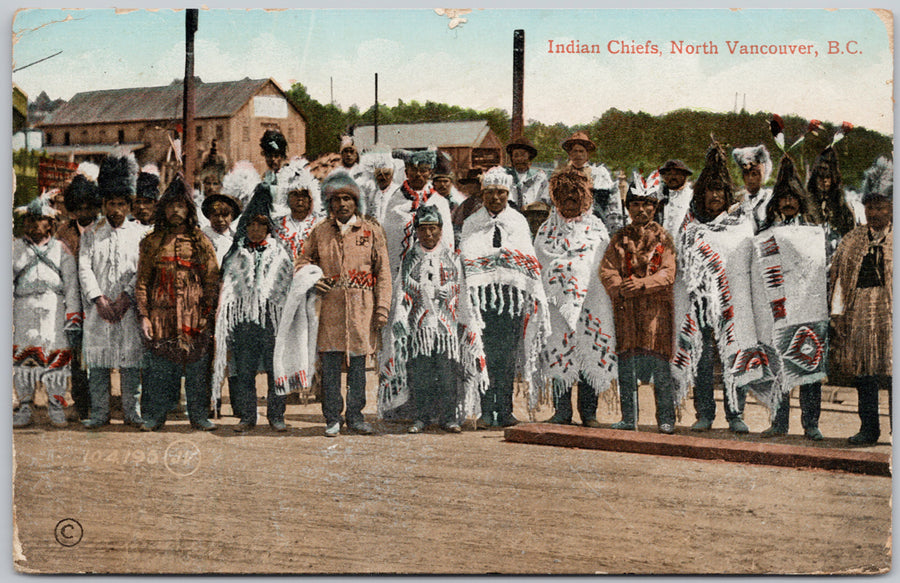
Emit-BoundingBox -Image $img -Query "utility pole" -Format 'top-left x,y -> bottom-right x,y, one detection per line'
182,8 -> 198,189
511,29 -> 525,142
374,73 -> 379,145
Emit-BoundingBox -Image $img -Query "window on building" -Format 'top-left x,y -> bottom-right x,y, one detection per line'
45,133 -> 52,145
196,125 -> 203,141
64,132 -> 70,145
215,124 -> 224,140
118,129 -> 125,143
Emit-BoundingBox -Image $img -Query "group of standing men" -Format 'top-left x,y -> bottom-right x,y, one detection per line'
13,124 -> 892,446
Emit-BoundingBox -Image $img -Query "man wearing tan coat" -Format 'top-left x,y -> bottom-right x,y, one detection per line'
600,171 -> 677,434
297,172 -> 391,437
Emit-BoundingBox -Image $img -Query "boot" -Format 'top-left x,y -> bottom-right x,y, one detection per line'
850,376 -> 881,444
476,388 -> 495,429
13,402 -> 33,428
614,382 -> 637,430
546,383 -> 573,424
13,372 -> 35,428
45,378 -> 69,428
577,379 -> 600,427
496,385 -> 519,427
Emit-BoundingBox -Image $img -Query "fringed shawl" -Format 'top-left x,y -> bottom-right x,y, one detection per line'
382,183 -> 455,282
751,225 -> 829,411
671,209 -> 768,410
534,210 -> 617,396
460,206 -> 550,413
272,264 -> 323,395
377,242 -> 488,422
211,237 -> 294,400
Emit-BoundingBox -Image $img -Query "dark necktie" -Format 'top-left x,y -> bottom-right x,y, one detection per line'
492,225 -> 501,248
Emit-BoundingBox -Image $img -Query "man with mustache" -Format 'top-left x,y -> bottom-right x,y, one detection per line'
601,171 -> 677,434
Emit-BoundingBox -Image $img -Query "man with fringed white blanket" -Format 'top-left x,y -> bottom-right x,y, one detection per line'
378,205 -> 488,433
212,183 -> 294,432
460,167 -> 550,428
672,140 -> 769,434
752,155 -> 829,440
535,168 -> 616,428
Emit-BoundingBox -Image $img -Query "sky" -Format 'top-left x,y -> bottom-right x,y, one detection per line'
10,5 -> 895,136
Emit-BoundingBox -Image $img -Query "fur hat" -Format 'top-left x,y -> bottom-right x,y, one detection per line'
433,150 -> 454,179
221,160 -> 260,212
626,170 -> 664,205
64,164 -> 101,212
731,144 -> 773,184
506,137 -> 538,160
260,129 -> 288,157
766,154 -> 815,226
481,166 -> 513,191
135,164 -> 161,202
97,148 -> 139,201
361,149 -> 395,173
275,156 -> 321,216
692,139 -> 735,219
413,204 -> 443,228
549,168 -> 592,216
562,131 -> 596,153
398,149 -> 437,169
860,157 -> 893,204
321,171 -> 361,206
15,188 -> 59,219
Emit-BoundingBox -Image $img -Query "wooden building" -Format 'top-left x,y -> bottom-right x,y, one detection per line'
35,77 -> 306,182
352,120 -> 504,178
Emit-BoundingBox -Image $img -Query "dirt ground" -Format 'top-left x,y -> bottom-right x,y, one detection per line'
12,373 -> 892,575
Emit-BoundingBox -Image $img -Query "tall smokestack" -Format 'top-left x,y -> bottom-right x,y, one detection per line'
512,29 -> 525,142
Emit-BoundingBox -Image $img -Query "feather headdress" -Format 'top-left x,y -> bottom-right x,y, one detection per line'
221,160 -> 260,212
15,188 -> 59,218
626,169 -> 663,204
274,156 -> 321,216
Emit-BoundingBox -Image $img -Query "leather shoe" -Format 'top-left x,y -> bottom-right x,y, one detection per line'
82,418 -> 110,430
610,420 -> 636,430
690,418 -> 713,431
658,423 -> 675,435
140,420 -> 164,432
475,416 -> 494,430
349,421 -> 374,435
760,425 -> 787,438
728,419 -> 749,434
442,423 -> 462,434
582,418 -> 602,428
407,421 -> 426,434
804,427 -> 824,441
848,432 -> 879,445
191,419 -> 218,431
324,421 -> 341,437
545,413 -> 573,425
269,420 -> 289,432
123,417 -> 144,428
233,422 -> 255,433
497,414 -> 520,427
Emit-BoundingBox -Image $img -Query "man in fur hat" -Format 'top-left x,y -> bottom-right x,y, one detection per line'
260,129 -> 289,185
752,155 -> 829,440
830,157 -> 893,445
505,136 -> 549,210
561,131 -> 624,235
135,176 -> 220,432
732,144 -> 774,234
296,173 -> 391,437
536,168 -> 617,428
79,151 -> 147,429
460,167 -> 550,428
382,150 -> 455,281
601,171 -> 677,434
13,193 -> 82,428
657,159 -> 695,238
378,204 -> 488,433
432,150 -> 465,212
55,164 -> 101,421
212,184 -> 294,432
131,165 -> 160,229
671,141 -> 764,434
272,157 -> 322,260
358,149 -> 399,224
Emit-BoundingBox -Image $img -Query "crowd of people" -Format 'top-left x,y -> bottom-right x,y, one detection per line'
12,124 -> 893,445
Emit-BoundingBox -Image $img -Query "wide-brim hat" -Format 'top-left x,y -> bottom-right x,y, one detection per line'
658,159 -> 693,176
506,137 -> 538,159
201,193 -> 242,219
562,131 -> 596,153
